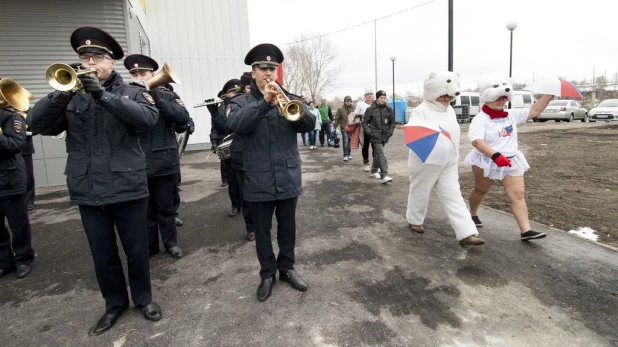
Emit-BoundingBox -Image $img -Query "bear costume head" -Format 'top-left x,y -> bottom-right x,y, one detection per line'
479,79 -> 513,103
423,71 -> 461,109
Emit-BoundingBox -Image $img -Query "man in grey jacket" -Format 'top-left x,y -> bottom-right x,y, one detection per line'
228,43 -> 316,302
362,90 -> 395,184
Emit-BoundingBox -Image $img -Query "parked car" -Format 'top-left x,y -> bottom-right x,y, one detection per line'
536,100 -> 588,122
450,92 -> 480,118
511,91 -> 536,109
588,99 -> 618,122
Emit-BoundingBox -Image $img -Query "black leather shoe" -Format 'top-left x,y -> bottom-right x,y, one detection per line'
175,217 -> 184,227
220,182 -> 228,188
257,275 -> 276,302
280,269 -> 308,291
16,265 -> 31,279
228,207 -> 239,217
167,246 -> 184,259
246,232 -> 256,241
0,266 -> 15,279
141,302 -> 162,321
89,307 -> 127,336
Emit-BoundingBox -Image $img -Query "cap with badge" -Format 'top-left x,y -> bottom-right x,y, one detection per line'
218,79 -> 241,98
70,26 -> 124,59
240,71 -> 252,86
124,54 -> 159,73
244,43 -> 283,69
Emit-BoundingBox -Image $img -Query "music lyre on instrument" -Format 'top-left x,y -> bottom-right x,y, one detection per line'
265,79 -> 304,122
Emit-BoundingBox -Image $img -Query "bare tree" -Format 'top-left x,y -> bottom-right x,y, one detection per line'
283,34 -> 342,102
404,91 -> 423,107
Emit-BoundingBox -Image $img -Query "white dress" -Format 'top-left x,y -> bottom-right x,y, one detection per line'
406,101 -> 479,241
464,108 -> 530,180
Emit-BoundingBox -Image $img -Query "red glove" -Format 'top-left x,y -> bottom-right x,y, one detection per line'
491,152 -> 512,167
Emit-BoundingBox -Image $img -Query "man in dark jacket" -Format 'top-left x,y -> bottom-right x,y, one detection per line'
29,27 -> 161,335
334,95 -> 355,161
0,106 -> 35,280
124,54 -> 190,259
362,90 -> 395,184
228,43 -> 316,302
209,79 -> 243,218
22,129 -> 35,210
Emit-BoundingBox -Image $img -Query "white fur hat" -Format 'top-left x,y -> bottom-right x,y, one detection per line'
363,87 -> 373,95
479,80 -> 514,103
423,71 -> 461,103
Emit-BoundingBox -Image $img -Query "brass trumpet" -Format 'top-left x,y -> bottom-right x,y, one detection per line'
266,79 -> 304,122
45,63 -> 97,93
0,78 -> 34,122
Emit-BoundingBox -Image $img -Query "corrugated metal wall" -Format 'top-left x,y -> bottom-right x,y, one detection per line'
145,0 -> 250,149
127,0 -> 151,55
0,0 -> 130,187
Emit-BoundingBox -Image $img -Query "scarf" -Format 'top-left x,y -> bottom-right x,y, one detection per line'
482,104 -> 508,119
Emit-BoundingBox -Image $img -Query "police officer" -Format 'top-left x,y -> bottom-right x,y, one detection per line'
29,27 -> 161,335
0,101 -> 35,279
124,54 -> 190,259
22,127 -> 36,211
239,71 -> 252,94
228,43 -> 316,301
173,109 -> 194,227
210,79 -> 242,218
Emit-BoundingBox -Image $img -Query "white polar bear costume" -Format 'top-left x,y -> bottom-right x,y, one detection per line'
405,71 -> 478,241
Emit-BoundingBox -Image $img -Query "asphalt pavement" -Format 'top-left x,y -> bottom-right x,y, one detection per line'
1,128 -> 616,347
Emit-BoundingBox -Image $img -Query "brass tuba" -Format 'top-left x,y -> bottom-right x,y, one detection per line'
266,79 -> 304,122
0,78 -> 34,116
147,62 -> 181,90
45,63 -> 97,93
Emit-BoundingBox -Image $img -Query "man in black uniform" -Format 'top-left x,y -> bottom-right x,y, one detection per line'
209,79 -> 241,217
228,44 -> 316,301
173,111 -> 194,227
22,128 -> 35,211
124,54 -> 190,259
29,27 -> 162,335
0,101 -> 35,279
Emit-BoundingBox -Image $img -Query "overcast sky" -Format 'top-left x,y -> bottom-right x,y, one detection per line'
247,0 -> 618,99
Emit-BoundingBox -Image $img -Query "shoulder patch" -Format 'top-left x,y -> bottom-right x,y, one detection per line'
142,92 -> 155,105
13,119 -> 23,133
175,99 -> 186,107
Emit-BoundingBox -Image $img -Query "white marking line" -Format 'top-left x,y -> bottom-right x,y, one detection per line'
113,335 -> 127,347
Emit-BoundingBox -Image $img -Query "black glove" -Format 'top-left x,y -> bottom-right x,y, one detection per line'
149,88 -> 163,106
211,142 -> 218,153
187,120 -> 195,135
78,74 -> 104,99
206,103 -> 219,116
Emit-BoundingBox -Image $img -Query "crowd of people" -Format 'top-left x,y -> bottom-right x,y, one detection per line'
0,25 -> 555,338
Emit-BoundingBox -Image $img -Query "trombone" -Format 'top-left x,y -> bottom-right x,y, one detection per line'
46,63 -> 98,93
266,79 -> 304,122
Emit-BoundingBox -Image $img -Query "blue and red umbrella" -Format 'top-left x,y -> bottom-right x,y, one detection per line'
403,119 -> 457,165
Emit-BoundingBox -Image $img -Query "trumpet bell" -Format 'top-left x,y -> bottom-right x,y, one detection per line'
0,78 -> 34,112
282,100 -> 304,122
46,63 -> 79,92
148,62 -> 181,90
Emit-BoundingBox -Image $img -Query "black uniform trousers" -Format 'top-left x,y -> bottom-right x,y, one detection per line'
23,153 -> 35,209
173,172 -> 181,218
78,198 -> 151,314
235,170 -> 255,235
362,132 -> 374,164
249,197 -> 297,279
147,175 -> 178,251
221,158 -> 241,209
0,194 -> 35,270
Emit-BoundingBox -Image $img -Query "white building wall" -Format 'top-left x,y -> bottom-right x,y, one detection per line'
145,0 -> 250,149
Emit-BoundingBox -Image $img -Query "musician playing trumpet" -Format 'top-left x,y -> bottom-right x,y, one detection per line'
29,27 -> 161,335
227,43 -> 316,302
124,54 -> 191,260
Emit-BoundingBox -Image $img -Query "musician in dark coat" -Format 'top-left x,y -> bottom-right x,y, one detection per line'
228,43 -> 316,302
124,54 -> 190,259
29,27 -> 161,335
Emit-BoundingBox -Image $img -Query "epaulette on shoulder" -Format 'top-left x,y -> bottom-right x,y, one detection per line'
126,82 -> 147,89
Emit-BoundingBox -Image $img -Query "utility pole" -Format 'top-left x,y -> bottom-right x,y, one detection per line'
374,20 -> 378,93
448,0 -> 453,71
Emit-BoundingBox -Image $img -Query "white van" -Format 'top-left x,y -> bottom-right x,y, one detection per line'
511,91 -> 536,109
450,92 -> 480,117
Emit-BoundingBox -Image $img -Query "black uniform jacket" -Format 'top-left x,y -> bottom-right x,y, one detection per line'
140,87 -> 190,177
227,80 -> 316,202
0,108 -> 27,198
29,71 -> 159,206
212,94 -> 243,170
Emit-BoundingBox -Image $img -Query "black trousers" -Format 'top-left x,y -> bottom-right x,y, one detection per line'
221,159 -> 241,209
249,197 -> 297,279
362,132 -> 374,164
319,123 -> 331,145
173,172 -> 181,218
147,175 -> 178,251
23,154 -> 35,208
220,160 -> 228,184
79,198 -> 151,314
235,170 -> 255,234
0,194 -> 34,270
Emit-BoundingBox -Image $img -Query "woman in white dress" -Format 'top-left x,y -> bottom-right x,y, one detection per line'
465,81 -> 552,240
